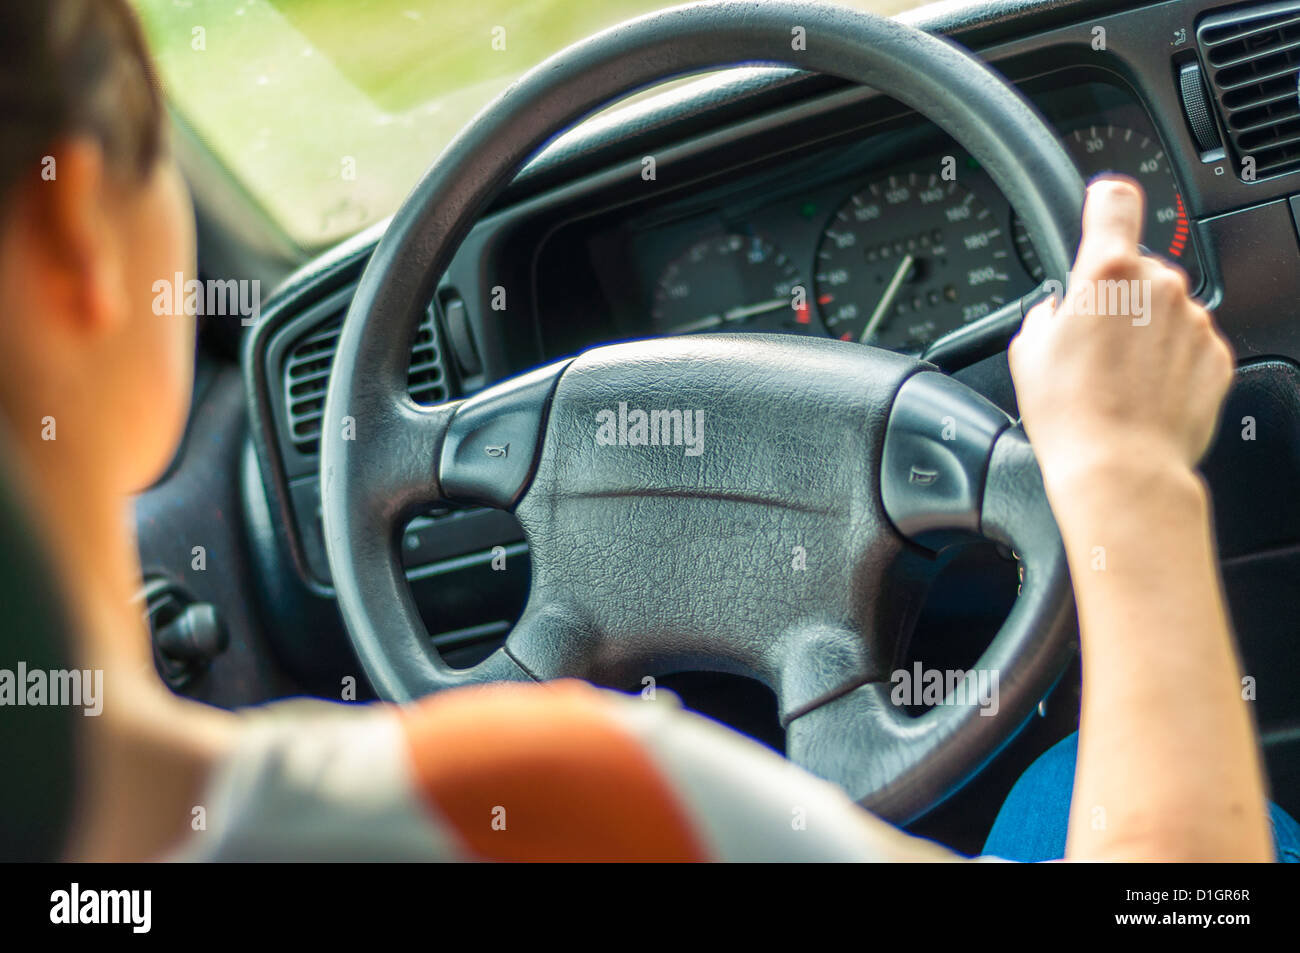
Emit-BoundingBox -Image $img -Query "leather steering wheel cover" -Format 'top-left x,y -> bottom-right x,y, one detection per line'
322,1 -> 1085,701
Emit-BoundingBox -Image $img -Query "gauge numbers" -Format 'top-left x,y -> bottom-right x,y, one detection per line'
814,171 -> 1016,352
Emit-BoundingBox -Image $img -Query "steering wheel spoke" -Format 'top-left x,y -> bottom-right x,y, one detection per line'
787,425 -> 1077,822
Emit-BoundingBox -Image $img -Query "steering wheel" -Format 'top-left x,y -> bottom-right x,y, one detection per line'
322,0 -> 1083,823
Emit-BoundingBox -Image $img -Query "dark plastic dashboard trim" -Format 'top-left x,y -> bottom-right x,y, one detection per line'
244,246 -> 376,597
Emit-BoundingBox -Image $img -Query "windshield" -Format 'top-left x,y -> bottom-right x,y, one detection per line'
132,0 -> 927,253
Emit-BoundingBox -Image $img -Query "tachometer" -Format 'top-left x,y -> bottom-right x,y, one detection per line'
1013,124 -> 1195,282
651,232 -> 815,336
814,171 -> 1016,352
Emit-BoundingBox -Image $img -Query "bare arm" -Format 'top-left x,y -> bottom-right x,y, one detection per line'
1009,178 -> 1272,861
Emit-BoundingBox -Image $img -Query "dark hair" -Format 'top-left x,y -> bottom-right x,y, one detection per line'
0,0 -> 163,200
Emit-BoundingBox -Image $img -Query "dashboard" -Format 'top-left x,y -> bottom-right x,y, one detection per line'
538,77 -> 1202,356
224,0 -> 1300,747
247,54 -> 1241,683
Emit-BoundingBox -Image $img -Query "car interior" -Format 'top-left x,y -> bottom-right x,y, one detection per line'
98,0 -> 1300,857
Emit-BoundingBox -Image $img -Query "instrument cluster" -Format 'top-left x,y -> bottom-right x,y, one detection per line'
603,80 -> 1202,356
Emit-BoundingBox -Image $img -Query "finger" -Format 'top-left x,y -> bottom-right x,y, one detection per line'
1078,176 -> 1145,260
1017,294 -> 1058,340
1023,294 -> 1058,325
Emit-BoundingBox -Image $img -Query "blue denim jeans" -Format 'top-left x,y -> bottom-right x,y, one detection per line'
983,732 -> 1300,862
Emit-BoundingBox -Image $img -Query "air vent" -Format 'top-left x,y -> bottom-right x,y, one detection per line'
284,300 -> 448,456
1199,2 -> 1300,179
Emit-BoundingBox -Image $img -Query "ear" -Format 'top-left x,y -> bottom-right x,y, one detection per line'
18,139 -> 127,338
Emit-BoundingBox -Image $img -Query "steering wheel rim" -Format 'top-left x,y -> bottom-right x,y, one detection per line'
322,0 -> 1083,822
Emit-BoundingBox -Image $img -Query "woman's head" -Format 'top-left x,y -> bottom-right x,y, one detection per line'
0,0 -> 195,493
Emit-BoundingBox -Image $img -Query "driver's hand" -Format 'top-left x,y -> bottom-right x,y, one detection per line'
1009,177 -> 1234,488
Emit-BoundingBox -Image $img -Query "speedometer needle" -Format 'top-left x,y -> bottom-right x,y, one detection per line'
666,296 -> 789,336
724,297 -> 789,322
860,253 -> 914,344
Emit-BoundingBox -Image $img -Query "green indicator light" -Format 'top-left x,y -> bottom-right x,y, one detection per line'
965,157 -> 981,170
800,202 -> 818,218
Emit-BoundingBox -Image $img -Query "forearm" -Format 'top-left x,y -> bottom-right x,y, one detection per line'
1048,455 -> 1272,861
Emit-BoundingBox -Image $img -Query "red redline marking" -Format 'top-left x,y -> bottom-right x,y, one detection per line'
1169,194 -> 1189,258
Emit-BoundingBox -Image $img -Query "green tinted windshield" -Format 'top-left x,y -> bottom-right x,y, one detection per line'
132,0 -> 924,252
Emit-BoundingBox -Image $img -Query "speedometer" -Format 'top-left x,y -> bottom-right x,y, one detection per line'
814,171 -> 1016,352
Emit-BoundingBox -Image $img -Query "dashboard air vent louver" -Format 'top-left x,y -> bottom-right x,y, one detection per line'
284,301 -> 448,456
1198,2 -> 1300,179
